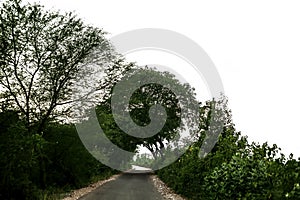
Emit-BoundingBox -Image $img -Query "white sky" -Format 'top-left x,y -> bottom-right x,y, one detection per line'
27,0 -> 300,158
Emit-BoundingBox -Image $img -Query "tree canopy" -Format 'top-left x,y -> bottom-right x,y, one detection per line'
94,65 -> 199,159
0,0 -> 115,134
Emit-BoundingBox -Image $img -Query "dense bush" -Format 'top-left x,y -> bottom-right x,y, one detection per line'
0,111 -> 117,199
157,101 -> 300,200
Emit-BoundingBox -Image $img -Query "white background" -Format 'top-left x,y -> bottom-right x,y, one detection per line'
27,0 -> 300,157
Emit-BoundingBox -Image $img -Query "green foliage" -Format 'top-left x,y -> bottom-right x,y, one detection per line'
0,111 -> 116,199
98,65 -> 198,161
96,103 -> 140,153
0,115 -> 38,199
0,0 -> 117,199
157,98 -> 300,200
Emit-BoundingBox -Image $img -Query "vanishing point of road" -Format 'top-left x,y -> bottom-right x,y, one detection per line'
78,170 -> 164,200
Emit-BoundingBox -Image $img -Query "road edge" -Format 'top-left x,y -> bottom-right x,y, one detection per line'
149,175 -> 187,200
62,174 -> 120,200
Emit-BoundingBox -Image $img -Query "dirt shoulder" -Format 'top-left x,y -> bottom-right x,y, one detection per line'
62,174 -> 120,200
150,175 -> 186,200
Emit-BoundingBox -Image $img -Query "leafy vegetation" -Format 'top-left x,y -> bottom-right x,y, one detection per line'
0,110 -> 117,199
0,0 -> 117,199
157,99 -> 300,199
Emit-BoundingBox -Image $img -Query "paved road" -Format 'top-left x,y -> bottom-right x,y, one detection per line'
79,172 -> 164,200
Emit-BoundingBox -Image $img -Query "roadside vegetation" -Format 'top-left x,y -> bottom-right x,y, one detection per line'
0,0 -> 118,199
157,99 -> 300,199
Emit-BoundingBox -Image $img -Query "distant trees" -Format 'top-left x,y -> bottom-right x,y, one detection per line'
96,65 -> 199,161
127,68 -> 198,159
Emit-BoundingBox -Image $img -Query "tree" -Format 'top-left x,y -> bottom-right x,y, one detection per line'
0,0 -> 115,134
97,65 -> 199,162
0,0 -> 117,192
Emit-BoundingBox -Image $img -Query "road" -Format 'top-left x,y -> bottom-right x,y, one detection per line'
78,171 -> 164,200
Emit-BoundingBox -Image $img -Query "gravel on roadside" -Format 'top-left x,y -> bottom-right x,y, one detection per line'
62,173 -> 186,200
150,175 -> 186,200
62,174 -> 120,200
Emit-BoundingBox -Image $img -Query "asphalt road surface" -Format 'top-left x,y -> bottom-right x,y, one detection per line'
78,171 -> 164,200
